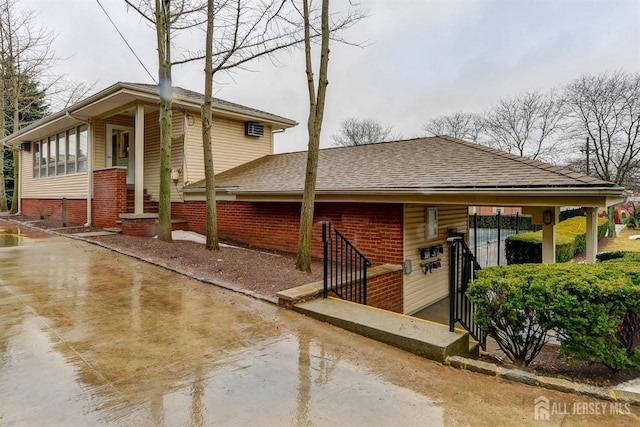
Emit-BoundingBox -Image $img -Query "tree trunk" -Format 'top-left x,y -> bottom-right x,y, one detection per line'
9,78 -> 19,214
9,147 -> 18,214
202,0 -> 219,251
608,205 -> 616,238
155,0 -> 172,242
296,0 -> 330,273
0,70 -> 6,212
0,147 -> 6,212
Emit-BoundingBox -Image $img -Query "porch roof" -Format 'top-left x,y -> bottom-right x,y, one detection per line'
1,82 -> 297,146
185,136 -> 627,208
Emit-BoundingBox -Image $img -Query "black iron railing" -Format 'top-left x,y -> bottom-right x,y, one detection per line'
322,222 -> 371,304
447,236 -> 486,350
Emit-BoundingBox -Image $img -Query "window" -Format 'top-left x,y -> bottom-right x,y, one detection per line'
425,207 -> 438,239
57,132 -> 66,175
32,124 -> 89,178
119,131 -> 130,158
78,125 -> 88,172
67,129 -> 76,174
33,142 -> 40,178
48,136 -> 56,176
41,139 -> 48,177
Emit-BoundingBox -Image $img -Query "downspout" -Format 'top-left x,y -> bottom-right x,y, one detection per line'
65,112 -> 93,226
1,140 -> 19,213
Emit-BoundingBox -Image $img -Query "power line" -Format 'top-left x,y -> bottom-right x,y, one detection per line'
95,0 -> 157,84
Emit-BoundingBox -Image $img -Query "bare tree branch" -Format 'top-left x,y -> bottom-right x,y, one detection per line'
332,117 -> 400,146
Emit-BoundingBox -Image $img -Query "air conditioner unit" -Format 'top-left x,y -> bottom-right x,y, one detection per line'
245,121 -> 264,137
20,141 -> 31,152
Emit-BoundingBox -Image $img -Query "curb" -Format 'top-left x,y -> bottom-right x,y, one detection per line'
446,355 -> 640,406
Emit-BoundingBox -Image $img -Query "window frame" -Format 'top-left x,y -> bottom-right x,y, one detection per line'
32,124 -> 89,178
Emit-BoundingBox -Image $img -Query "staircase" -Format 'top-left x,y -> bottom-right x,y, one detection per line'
126,188 -> 159,214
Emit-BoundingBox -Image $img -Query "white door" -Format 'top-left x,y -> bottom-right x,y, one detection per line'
106,125 -> 135,185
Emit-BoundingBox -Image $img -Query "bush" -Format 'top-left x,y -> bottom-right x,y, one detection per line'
468,261 -> 640,369
505,216 -> 608,264
467,265 -> 551,367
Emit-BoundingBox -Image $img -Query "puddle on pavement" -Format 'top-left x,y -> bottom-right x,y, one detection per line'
0,228 -> 24,247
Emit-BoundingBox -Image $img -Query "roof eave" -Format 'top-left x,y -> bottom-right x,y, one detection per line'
181,186 -> 628,208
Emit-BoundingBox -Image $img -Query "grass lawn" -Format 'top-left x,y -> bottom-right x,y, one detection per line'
602,226 -> 640,252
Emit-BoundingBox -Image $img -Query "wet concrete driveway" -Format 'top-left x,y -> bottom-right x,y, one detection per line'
1,222 -> 638,426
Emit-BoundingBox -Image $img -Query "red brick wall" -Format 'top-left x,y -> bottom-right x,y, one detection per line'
22,198 -> 87,225
172,201 -> 404,265
120,218 -> 157,237
92,168 -> 127,228
367,270 -> 404,313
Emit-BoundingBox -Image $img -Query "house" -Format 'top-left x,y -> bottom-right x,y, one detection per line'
2,82 -> 628,317
1,82 -> 296,234
180,136 -> 626,315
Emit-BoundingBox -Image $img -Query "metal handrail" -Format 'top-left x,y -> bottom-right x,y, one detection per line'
323,222 -> 371,304
447,236 -> 486,350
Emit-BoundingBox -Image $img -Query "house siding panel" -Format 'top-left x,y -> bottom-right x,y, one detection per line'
183,115 -> 273,186
21,148 -> 88,199
93,118 -> 106,169
143,111 -> 161,201
403,205 -> 468,314
142,111 -> 185,203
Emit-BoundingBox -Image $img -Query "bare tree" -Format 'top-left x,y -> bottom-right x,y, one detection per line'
295,0 -> 366,272
422,111 -> 484,142
0,0 -> 60,213
199,0 -> 307,251
331,117 -> 400,146
126,0 -> 206,242
564,70 -> 640,236
482,90 -> 565,161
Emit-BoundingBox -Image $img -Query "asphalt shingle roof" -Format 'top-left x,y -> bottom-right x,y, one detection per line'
125,83 -> 296,125
190,136 -> 619,194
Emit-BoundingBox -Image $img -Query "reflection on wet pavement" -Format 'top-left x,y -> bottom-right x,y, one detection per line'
0,224 -> 638,426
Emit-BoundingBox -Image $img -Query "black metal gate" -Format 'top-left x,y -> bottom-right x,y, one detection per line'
448,236 -> 486,350
322,222 -> 371,304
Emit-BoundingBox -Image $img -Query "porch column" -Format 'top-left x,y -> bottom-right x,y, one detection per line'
134,104 -> 145,214
585,207 -> 599,263
541,207 -> 559,264
541,223 -> 556,264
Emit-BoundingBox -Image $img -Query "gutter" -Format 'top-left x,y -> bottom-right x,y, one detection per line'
65,112 -> 93,226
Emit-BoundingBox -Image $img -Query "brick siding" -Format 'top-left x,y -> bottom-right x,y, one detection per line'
21,198 -> 87,225
92,168 -> 127,228
366,270 -> 404,313
172,201 -> 404,266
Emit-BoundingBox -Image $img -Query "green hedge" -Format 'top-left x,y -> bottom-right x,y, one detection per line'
505,216 -> 608,264
468,260 -> 640,369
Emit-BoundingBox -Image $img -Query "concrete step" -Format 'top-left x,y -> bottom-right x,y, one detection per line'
293,297 -> 475,363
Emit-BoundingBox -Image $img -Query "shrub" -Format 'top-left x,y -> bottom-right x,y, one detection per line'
468,261 -> 640,369
505,216 -> 608,264
467,265 -> 551,367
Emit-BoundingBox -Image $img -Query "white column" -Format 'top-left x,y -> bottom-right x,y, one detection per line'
134,104 -> 145,214
585,207 -> 599,263
542,223 -> 556,264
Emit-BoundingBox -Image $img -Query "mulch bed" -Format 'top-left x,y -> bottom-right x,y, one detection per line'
483,344 -> 639,388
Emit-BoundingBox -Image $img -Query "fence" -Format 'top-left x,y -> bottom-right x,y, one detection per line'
469,209 -> 584,267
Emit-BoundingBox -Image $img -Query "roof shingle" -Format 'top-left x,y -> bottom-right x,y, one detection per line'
189,136 -> 621,194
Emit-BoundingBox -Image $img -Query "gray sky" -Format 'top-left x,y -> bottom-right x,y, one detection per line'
20,0 -> 640,153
